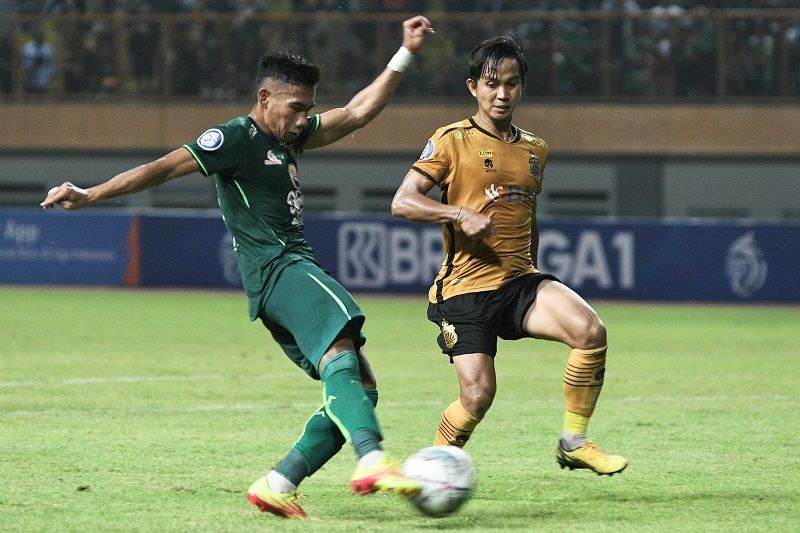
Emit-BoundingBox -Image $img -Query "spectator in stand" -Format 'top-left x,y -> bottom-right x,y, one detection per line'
786,17 -> 800,94
0,30 -> 11,94
165,22 -> 199,96
601,0 -> 641,95
127,0 -> 161,94
553,0 -> 599,95
21,25 -> 53,94
673,4 -> 716,98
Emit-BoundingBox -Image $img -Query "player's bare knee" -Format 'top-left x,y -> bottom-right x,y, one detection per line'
585,317 -> 607,348
460,383 -> 495,418
572,314 -> 606,350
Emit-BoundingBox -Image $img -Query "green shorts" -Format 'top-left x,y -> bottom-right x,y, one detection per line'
257,259 -> 365,380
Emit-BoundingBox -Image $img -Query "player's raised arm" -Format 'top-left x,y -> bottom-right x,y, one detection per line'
40,147 -> 200,210
303,15 -> 432,150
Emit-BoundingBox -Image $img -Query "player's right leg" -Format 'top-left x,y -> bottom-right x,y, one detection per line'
433,353 -> 495,447
260,261 -> 419,498
317,341 -> 420,497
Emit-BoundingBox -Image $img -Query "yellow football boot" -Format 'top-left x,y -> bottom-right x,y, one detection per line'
556,440 -> 628,476
246,476 -> 307,519
350,457 -> 422,497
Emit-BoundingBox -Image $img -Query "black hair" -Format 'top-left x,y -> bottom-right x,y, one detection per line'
256,50 -> 320,88
468,33 -> 528,88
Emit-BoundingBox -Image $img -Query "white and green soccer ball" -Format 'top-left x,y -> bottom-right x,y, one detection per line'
402,445 -> 476,518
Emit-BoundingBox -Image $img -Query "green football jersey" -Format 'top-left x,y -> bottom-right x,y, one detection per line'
184,115 -> 321,319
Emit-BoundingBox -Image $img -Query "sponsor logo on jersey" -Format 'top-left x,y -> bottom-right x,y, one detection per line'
264,150 -> 282,166
485,183 -> 503,201
197,128 -> 224,151
288,163 -> 300,189
248,124 -> 257,139
479,149 -> 493,158
419,139 -> 434,161
452,130 -> 474,140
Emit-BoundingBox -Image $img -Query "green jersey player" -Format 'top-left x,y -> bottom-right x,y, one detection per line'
41,15 -> 433,519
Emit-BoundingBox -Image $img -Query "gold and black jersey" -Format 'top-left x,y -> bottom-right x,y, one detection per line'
412,117 -> 548,304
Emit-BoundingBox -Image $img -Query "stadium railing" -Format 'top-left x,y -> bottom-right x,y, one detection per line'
1,9 -> 799,102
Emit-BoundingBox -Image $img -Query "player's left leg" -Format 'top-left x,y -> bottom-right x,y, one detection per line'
522,279 -> 627,475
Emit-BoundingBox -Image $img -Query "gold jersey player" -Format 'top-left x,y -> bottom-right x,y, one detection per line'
391,33 -> 627,476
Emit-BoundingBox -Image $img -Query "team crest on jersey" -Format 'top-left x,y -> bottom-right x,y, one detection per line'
419,139 -> 434,161
529,152 -> 542,178
264,150 -> 282,166
440,319 -> 458,349
197,128 -> 224,151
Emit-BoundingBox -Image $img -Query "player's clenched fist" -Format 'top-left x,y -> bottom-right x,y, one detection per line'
40,181 -> 90,210
401,15 -> 433,54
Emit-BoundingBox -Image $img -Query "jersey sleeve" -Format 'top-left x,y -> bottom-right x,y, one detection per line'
293,114 -> 321,153
410,129 -> 451,187
183,120 -> 249,177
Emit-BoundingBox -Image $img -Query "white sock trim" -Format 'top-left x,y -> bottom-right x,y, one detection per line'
267,469 -> 297,493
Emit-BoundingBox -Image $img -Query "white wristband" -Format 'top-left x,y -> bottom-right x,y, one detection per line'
387,46 -> 414,73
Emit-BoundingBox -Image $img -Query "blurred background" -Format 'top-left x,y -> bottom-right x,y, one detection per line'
2,0 -> 800,216
1,1 -> 798,302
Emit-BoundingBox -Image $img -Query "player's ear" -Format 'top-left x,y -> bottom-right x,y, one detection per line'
258,87 -> 269,107
466,78 -> 477,97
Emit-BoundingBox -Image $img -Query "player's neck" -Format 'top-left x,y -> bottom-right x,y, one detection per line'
472,113 -> 515,142
248,108 -> 278,142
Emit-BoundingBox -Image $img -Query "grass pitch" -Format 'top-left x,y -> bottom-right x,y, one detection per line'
1,287 -> 798,532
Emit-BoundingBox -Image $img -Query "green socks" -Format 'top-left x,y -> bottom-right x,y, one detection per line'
320,351 -> 383,456
274,351 -> 381,486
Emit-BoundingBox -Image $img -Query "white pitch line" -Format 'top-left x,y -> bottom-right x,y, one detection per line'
0,372 -> 303,388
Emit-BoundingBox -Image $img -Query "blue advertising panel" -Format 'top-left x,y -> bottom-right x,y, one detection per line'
0,208 -> 133,285
304,214 -> 800,303
533,218 -> 799,302
137,213 -> 242,288
3,208 -> 798,303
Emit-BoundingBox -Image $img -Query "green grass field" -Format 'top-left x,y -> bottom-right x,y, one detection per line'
1,287 -> 798,532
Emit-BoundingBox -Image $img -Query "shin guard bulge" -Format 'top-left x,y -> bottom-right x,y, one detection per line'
434,399 -> 481,447
563,345 -> 607,418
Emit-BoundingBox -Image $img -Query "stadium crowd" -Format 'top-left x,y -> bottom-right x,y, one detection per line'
1,0 -> 799,99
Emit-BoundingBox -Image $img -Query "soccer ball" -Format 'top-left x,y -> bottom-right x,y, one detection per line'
402,445 -> 476,518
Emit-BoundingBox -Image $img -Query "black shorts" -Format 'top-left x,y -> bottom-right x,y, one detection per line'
426,272 -> 559,360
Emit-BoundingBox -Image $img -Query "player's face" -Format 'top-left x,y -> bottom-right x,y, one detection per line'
258,80 -> 316,143
468,57 -> 522,127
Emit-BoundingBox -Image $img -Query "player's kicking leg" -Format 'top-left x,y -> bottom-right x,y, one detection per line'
321,348 -> 420,497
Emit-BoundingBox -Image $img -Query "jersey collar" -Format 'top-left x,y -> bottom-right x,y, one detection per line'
468,117 -> 520,143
